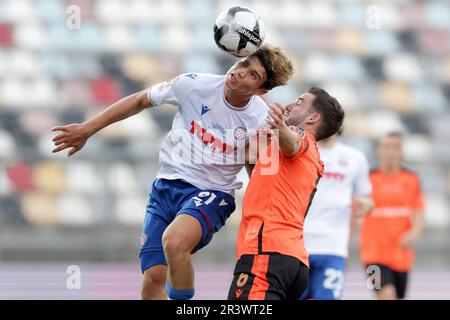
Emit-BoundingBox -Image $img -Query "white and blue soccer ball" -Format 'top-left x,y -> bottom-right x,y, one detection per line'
213,6 -> 265,57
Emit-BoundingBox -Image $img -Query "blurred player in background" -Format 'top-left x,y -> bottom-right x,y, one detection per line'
228,88 -> 345,300
300,132 -> 373,300
51,45 -> 294,300
360,131 -> 426,300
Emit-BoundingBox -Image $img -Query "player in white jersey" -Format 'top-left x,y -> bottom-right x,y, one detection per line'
300,133 -> 374,300
51,45 -> 294,300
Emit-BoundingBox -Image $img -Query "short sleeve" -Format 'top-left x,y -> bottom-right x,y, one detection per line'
413,175 -> 425,212
353,153 -> 372,196
281,126 -> 310,160
148,74 -> 191,107
290,126 -> 309,155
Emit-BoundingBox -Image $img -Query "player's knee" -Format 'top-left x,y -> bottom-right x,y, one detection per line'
141,271 -> 166,300
162,229 -> 191,259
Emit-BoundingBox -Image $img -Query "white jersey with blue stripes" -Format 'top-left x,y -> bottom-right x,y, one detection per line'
148,73 -> 268,195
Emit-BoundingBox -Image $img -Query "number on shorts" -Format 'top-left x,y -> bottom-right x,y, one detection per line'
323,268 -> 344,299
193,192 -> 217,207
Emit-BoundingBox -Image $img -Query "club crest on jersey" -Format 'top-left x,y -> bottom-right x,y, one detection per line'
139,233 -> 148,247
201,104 -> 211,115
289,126 -> 306,139
185,73 -> 198,80
234,127 -> 248,141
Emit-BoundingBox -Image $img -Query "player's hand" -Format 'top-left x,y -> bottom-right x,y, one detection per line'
246,128 -> 273,163
351,196 -> 373,217
400,231 -> 418,249
51,123 -> 89,157
257,128 -> 273,144
266,103 -> 287,130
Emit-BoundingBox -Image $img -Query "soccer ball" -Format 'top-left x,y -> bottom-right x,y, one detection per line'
213,6 -> 265,58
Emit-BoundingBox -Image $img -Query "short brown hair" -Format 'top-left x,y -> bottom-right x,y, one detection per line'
377,131 -> 403,146
308,87 -> 345,141
249,44 -> 294,90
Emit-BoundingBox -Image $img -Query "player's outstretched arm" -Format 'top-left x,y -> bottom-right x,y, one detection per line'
267,103 -> 301,158
51,89 -> 153,157
351,195 -> 374,217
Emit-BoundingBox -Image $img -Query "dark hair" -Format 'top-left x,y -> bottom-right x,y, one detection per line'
308,87 -> 345,141
248,44 -> 294,90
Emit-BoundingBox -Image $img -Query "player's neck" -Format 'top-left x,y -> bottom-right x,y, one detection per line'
318,137 -> 337,148
379,162 -> 401,174
224,88 -> 252,108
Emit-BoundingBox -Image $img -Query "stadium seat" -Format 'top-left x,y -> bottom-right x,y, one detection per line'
403,135 -> 434,162
0,167 -> 12,195
380,82 -> 414,112
14,23 -> 47,50
60,79 -> 92,106
134,163 -> 160,191
0,195 -> 25,224
301,2 -> 337,28
115,195 -> 147,225
121,53 -> 160,83
332,54 -> 365,82
424,1 -> 450,30
19,110 -> 57,137
366,110 -> 405,138
65,162 -> 103,195
7,51 -> 39,77
32,161 -> 66,195
335,28 -> 366,55
322,82 -> 361,111
56,194 -> 94,225
383,53 -> 422,83
0,129 -> 16,159
300,29 -> 333,52
365,30 -> 400,55
104,25 -> 136,51
0,23 -> 14,47
419,30 -> 450,55
134,25 -> 161,52
182,54 -> 221,74
3,0 -> 36,23
423,195 -> 450,227
21,193 -> 58,225
127,0 -> 154,24
90,77 -> 121,105
338,2 -> 365,28
34,0 -> 65,23
6,162 -> 34,193
303,53 -> 334,82
411,84 -> 446,112
106,162 -> 138,194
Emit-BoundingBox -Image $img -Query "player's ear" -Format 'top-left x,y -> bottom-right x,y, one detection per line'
255,87 -> 268,96
307,112 -> 321,124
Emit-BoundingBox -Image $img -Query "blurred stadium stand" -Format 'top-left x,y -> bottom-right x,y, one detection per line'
0,0 -> 449,274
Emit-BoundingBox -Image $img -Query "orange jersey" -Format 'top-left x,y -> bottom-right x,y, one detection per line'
360,168 -> 425,271
237,130 -> 323,267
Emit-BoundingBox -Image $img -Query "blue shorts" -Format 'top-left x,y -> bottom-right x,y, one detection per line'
139,178 -> 236,273
300,255 -> 346,300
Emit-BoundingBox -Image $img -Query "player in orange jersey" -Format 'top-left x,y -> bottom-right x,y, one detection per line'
228,87 -> 345,300
359,131 -> 426,300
